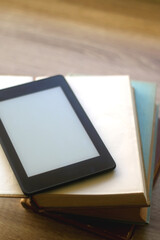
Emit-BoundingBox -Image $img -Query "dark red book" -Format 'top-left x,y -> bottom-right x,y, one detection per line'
21,197 -> 135,240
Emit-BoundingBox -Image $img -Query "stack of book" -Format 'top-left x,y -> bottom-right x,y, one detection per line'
0,76 -> 159,240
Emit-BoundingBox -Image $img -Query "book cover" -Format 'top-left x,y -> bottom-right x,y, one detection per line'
0,76 -> 149,207
32,79 -> 157,223
33,76 -> 148,208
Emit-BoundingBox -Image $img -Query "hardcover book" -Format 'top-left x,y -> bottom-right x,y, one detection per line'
31,78 -> 157,224
0,76 -> 151,209
32,76 -> 149,208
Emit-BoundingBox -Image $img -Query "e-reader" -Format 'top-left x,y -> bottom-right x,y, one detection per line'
0,75 -> 116,195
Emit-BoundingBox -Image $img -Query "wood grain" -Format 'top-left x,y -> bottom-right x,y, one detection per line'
0,0 -> 160,239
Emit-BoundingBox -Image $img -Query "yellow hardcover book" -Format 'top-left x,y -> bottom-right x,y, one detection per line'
0,75 -> 149,208
32,75 -> 149,208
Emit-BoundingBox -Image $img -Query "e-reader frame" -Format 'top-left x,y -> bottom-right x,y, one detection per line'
0,75 -> 116,195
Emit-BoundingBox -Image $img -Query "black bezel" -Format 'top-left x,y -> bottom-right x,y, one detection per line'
0,75 -> 116,195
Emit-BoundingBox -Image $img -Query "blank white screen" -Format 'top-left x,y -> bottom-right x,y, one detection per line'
0,87 -> 99,177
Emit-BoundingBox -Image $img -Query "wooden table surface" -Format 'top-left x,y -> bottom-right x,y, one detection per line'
0,0 -> 160,239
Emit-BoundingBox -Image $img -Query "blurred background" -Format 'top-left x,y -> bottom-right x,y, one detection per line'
0,0 -> 159,84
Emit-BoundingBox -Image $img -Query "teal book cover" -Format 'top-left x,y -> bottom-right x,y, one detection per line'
132,80 -> 158,223
132,81 -> 156,175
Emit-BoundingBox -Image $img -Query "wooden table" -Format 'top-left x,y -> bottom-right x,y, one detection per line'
0,1 -> 160,239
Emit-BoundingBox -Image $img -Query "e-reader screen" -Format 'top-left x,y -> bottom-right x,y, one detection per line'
0,87 -> 99,177
0,76 -> 115,195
